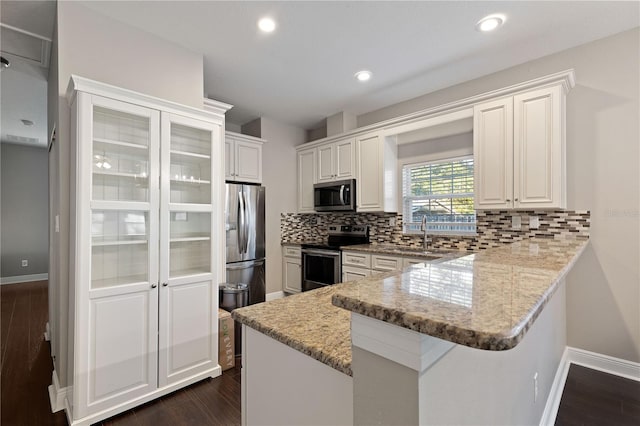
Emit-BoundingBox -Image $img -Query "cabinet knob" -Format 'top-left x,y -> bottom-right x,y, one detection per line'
162,282 -> 168,287
514,198 -> 519,202
151,283 -> 157,289
506,199 -> 511,202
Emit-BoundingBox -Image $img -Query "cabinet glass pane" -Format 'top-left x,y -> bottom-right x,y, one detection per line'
92,106 -> 150,202
91,210 -> 149,288
170,124 -> 212,204
170,212 -> 211,277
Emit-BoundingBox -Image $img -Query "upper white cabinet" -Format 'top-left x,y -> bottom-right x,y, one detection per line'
474,85 -> 566,209
297,147 -> 317,213
224,131 -> 264,183
317,137 -> 355,183
68,77 -> 230,425
356,132 -> 397,212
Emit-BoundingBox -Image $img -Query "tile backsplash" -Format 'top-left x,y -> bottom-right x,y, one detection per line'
281,210 -> 590,252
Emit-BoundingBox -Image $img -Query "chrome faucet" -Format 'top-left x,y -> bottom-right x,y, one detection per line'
421,216 -> 430,251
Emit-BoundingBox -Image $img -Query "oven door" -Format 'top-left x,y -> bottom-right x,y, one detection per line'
301,249 -> 341,291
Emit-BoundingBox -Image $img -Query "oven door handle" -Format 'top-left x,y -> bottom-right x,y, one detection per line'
302,249 -> 341,257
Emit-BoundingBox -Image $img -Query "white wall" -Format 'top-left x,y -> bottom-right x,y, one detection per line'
359,28 -> 640,362
242,118 -> 306,294
0,143 -> 49,278
49,1 -> 206,387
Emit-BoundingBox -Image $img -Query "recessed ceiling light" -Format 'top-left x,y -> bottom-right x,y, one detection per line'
21,119 -> 34,126
354,70 -> 372,82
476,14 -> 506,32
258,17 -> 276,33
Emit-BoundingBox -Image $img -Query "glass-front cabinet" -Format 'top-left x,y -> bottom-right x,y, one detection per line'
69,77 -> 229,424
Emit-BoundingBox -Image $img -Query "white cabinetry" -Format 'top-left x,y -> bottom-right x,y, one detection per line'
282,245 -> 302,293
356,132 -> 397,212
68,76 -> 230,425
317,138 -> 355,183
297,147 -> 317,213
224,131 -> 264,183
342,251 -> 409,282
474,85 -> 566,209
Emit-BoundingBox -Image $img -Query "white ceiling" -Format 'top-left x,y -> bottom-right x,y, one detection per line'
0,0 -> 55,148
79,1 -> 640,129
1,1 -> 639,143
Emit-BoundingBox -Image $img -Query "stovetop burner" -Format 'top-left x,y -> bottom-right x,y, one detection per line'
301,225 -> 369,251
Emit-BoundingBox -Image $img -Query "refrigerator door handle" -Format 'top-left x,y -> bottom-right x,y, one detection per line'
241,190 -> 249,254
238,190 -> 245,255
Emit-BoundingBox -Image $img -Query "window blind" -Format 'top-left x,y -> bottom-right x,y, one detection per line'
402,156 -> 476,234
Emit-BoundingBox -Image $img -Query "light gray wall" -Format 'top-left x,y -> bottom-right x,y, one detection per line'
359,28 -> 640,363
0,143 -> 49,278
49,1 -> 206,387
397,132 -> 473,164
242,117 -> 306,295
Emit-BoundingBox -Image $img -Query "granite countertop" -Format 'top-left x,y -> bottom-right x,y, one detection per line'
341,243 -> 463,260
282,241 -> 463,261
231,284 -> 354,376
234,237 -> 587,375
332,237 -> 588,351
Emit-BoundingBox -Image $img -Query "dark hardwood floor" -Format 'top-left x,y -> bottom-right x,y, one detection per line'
555,363 -> 640,426
2,280 -> 639,425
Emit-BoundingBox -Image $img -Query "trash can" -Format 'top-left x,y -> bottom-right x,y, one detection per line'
219,283 -> 249,357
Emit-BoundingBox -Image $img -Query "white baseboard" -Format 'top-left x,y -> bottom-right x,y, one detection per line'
0,273 -> 48,285
266,291 -> 285,301
567,346 -> 640,381
540,346 -> 640,426
540,348 -> 570,426
48,369 -> 70,413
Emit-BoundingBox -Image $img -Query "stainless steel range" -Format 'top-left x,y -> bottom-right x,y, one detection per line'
301,225 -> 369,292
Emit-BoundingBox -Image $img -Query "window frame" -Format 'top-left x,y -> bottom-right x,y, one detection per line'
401,154 -> 476,236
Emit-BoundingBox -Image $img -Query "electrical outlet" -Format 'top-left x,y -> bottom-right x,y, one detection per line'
55,215 -> 60,233
529,215 -> 539,229
512,215 -> 522,230
389,217 -> 396,227
533,372 -> 539,403
21,259 -> 28,267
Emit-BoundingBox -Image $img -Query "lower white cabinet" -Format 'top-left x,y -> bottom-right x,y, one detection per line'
342,251 -> 433,282
282,246 -> 302,293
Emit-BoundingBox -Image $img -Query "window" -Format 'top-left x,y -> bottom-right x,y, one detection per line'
402,156 -> 476,234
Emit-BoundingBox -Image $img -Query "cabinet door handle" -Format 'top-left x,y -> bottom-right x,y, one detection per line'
151,283 -> 157,288
162,282 -> 168,287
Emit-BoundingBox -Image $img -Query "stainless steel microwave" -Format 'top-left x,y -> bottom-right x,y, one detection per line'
314,179 -> 356,212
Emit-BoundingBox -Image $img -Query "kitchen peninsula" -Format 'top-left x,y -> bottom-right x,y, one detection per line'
233,237 -> 588,425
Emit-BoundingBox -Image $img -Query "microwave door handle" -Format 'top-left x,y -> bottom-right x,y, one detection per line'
339,185 -> 345,205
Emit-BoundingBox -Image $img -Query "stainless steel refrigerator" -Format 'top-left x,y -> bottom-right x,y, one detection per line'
225,183 -> 266,306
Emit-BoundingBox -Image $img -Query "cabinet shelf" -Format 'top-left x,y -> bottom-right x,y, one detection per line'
170,178 -> 211,185
92,238 -> 147,246
91,274 -> 148,289
170,236 -> 210,243
94,170 -> 149,179
170,149 -> 211,160
94,137 -> 148,151
169,267 -> 211,278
